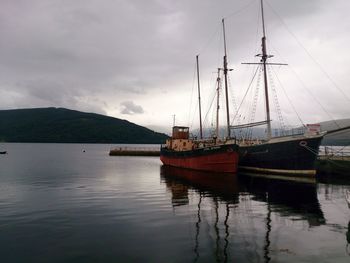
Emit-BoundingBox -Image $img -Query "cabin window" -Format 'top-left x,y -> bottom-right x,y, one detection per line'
183,142 -> 186,146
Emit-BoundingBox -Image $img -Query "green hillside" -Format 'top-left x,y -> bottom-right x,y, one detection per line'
0,108 -> 168,144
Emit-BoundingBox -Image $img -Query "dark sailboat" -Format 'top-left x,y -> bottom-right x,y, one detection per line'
229,0 -> 325,176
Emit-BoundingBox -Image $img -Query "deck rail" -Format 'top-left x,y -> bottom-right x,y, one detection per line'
318,146 -> 350,160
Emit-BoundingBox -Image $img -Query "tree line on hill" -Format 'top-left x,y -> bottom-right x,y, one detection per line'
0,108 -> 168,144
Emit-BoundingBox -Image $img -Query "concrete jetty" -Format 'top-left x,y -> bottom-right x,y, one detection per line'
316,147 -> 350,176
109,146 -> 160,156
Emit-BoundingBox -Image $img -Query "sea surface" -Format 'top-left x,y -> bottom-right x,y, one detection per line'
0,143 -> 349,263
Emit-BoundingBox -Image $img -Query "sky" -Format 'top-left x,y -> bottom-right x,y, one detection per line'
0,0 -> 349,134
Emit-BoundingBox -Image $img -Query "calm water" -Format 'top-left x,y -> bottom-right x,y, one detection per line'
0,143 -> 349,263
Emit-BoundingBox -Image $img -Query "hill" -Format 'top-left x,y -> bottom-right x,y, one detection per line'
319,118 -> 350,146
0,108 -> 168,144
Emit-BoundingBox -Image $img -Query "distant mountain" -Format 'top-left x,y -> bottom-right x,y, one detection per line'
0,108 -> 168,144
319,118 -> 350,146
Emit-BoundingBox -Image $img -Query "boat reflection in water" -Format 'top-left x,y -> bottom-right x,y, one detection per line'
161,165 -> 239,204
347,221 -> 350,256
238,173 -> 325,227
160,166 -> 326,263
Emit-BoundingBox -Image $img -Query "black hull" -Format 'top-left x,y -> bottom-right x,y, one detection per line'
238,135 -> 324,176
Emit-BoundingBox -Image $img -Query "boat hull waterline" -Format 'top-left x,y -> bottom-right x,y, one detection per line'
237,135 -> 324,176
160,144 -> 239,173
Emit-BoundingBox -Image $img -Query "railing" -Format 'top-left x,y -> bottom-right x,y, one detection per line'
318,146 -> 350,160
272,127 -> 306,137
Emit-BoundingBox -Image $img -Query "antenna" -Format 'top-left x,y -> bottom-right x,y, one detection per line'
196,55 -> 203,139
256,0 -> 272,140
241,0 -> 287,140
222,19 -> 231,139
216,68 -> 222,138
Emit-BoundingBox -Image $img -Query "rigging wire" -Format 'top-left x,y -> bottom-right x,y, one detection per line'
265,38 -> 341,129
328,144 -> 350,155
202,79 -> 219,136
264,0 -> 350,104
270,66 -> 305,128
227,73 -> 242,139
223,0 -> 258,20
231,66 -> 260,124
190,100 -> 199,136
267,65 -> 286,133
197,24 -> 221,56
188,59 -> 199,127
227,74 -> 238,116
284,62 -> 340,129
246,66 -> 263,140
195,1 -> 259,137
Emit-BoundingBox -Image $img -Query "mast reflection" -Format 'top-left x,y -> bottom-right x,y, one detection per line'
238,174 -> 326,227
160,166 -> 326,262
160,166 -> 238,263
347,221 -> 350,256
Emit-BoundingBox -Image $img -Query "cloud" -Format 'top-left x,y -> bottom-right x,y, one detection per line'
120,101 -> 144,115
0,0 -> 348,130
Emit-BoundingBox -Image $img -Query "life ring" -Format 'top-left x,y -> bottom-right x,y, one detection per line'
299,141 -> 307,147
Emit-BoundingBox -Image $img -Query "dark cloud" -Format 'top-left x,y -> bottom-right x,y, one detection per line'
120,101 -> 144,115
0,0 -> 348,128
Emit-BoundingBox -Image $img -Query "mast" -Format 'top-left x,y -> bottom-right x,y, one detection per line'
260,0 -> 272,140
222,19 -> 231,139
196,55 -> 203,139
216,69 -> 221,138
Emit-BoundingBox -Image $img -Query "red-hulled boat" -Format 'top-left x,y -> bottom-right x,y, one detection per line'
160,37 -> 239,173
160,127 -> 239,173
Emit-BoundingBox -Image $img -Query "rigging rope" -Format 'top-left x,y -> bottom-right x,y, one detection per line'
232,66 -> 260,124
223,0 -> 258,20
266,38 -> 341,129
202,76 -> 219,136
245,66 -> 263,140
284,62 -> 340,129
301,144 -> 319,156
264,0 -> 350,104
270,65 -> 306,128
267,65 -> 286,134
188,59 -> 198,128
197,24 -> 221,57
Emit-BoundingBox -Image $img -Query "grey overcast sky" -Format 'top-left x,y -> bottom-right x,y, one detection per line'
0,0 -> 349,133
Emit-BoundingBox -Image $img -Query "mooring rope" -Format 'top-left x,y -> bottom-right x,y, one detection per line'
301,144 -> 319,156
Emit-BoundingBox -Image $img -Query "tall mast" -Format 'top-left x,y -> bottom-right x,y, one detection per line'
222,19 -> 231,139
216,69 -> 221,138
260,0 -> 272,140
196,55 -> 203,139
